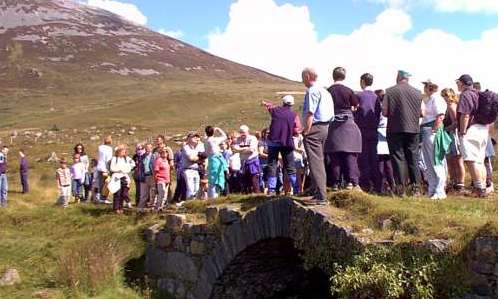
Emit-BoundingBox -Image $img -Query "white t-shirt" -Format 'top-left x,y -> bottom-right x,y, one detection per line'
96,144 -> 113,172
234,135 -> 258,162
229,153 -> 241,171
422,95 -> 447,125
293,135 -> 305,162
181,143 -> 205,170
205,135 -> 227,156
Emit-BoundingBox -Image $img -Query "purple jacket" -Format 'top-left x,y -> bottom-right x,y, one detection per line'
355,90 -> 381,130
0,153 -> 6,174
268,106 -> 296,148
20,157 -> 28,174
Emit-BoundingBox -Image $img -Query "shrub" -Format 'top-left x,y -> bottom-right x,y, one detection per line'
331,246 -> 469,299
55,236 -> 130,297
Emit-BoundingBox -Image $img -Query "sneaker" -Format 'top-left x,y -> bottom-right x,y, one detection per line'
486,183 -> 494,194
331,185 -> 340,192
430,194 -> 447,200
99,199 -> 112,204
124,202 -> 132,209
345,183 -> 353,191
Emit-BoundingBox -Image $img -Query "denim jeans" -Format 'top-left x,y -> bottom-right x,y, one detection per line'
0,174 -> 8,206
72,179 -> 84,199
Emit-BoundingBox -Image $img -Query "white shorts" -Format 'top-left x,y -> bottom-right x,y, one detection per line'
59,185 -> 71,197
460,124 -> 489,162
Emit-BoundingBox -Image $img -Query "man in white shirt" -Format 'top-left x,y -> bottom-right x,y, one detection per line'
96,135 -> 113,203
181,132 -> 205,199
232,125 -> 260,193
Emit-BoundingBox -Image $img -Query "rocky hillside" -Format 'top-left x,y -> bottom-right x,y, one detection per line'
0,0 -> 287,87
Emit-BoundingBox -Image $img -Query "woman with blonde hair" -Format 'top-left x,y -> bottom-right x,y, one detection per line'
109,145 -> 135,214
420,80 -> 447,199
442,88 -> 465,193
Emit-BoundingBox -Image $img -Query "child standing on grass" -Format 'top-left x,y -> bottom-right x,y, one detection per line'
19,149 -> 29,194
0,146 -> 9,207
70,153 -> 86,203
56,158 -> 72,208
154,149 -> 173,212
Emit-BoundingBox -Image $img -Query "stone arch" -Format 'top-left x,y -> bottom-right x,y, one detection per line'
145,198 -> 363,299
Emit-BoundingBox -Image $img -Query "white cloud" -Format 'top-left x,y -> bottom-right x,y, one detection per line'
158,29 -> 184,39
207,0 -> 498,91
368,0 -> 498,13
86,0 -> 147,25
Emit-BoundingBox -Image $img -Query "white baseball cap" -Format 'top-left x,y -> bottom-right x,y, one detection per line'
282,95 -> 295,106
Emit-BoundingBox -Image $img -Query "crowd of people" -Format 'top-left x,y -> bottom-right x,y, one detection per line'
0,68 -> 496,211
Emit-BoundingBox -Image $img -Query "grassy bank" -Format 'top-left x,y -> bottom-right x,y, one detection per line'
0,175 -> 162,299
0,170 -> 496,298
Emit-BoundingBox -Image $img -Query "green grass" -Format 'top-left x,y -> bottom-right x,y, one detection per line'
0,74 -> 302,134
0,174 -> 163,299
327,190 -> 498,248
0,171 -> 497,298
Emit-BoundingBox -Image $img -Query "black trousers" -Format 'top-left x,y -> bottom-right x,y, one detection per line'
386,132 -> 421,186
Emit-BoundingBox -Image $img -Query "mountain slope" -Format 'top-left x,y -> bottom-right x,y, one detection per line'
0,0 -> 300,132
0,0 -> 289,85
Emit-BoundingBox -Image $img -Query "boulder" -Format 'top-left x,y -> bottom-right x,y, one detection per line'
0,268 -> 21,286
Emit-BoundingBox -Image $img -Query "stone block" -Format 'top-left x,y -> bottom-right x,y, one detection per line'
425,239 -> 452,254
148,250 -> 199,282
145,223 -> 162,243
174,235 -> 185,252
156,231 -> 172,248
205,207 -> 219,223
166,214 -> 187,232
191,240 -> 206,255
218,208 -> 241,225
192,224 -> 210,234
472,262 -> 495,275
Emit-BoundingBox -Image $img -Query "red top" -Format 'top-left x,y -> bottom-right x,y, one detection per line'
154,157 -> 171,184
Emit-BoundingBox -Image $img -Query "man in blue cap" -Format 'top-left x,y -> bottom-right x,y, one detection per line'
382,70 -> 423,197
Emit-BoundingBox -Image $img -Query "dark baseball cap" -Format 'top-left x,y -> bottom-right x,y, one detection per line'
456,74 -> 473,86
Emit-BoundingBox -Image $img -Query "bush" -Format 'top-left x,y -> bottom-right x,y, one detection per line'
56,236 -> 130,297
331,246 -> 469,299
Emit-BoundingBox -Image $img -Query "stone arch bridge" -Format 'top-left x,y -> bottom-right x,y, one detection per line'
144,198 -> 363,299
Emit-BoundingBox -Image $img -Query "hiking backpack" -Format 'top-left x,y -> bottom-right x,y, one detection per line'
475,90 -> 498,125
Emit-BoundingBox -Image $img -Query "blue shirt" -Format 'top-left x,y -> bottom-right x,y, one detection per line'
0,153 -> 6,174
142,153 -> 153,175
302,84 -> 334,124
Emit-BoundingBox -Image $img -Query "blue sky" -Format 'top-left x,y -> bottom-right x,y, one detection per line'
86,0 -> 498,89
102,0 -> 498,47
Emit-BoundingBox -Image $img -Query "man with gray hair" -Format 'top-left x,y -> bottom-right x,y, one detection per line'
301,68 -> 334,204
382,70 -> 423,197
